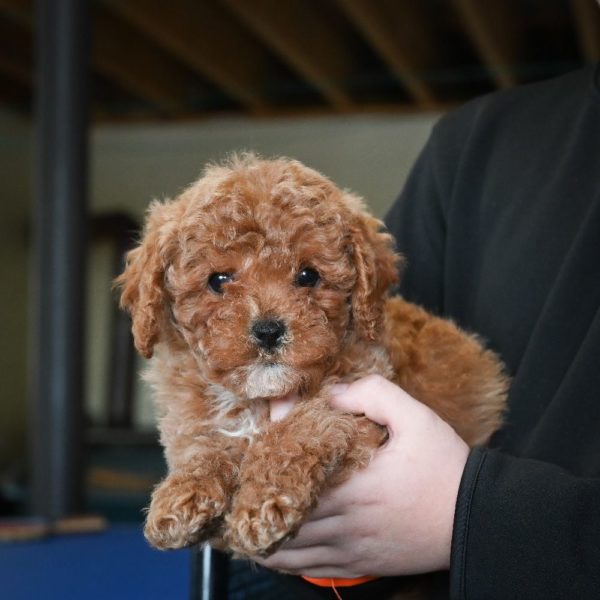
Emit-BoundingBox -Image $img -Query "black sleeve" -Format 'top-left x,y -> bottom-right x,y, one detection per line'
384,129 -> 446,315
451,448 -> 600,599
384,105 -> 472,316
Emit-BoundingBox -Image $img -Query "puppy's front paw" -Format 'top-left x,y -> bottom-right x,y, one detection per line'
144,472 -> 227,550
225,490 -> 307,557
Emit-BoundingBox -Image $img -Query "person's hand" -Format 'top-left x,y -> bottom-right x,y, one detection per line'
260,375 -> 470,579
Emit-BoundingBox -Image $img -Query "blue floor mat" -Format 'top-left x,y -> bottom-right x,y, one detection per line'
0,525 -> 190,600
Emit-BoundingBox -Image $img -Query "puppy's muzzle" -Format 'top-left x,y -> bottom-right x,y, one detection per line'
251,319 -> 286,353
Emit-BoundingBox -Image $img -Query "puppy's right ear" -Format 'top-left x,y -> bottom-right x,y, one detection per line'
115,201 -> 178,359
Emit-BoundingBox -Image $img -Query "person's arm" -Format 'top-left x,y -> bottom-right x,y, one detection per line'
384,122 -> 448,315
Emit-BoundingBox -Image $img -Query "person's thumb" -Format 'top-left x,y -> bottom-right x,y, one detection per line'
329,375 -> 419,434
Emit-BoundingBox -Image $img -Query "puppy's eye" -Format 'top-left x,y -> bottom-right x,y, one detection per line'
208,272 -> 233,294
295,267 -> 320,288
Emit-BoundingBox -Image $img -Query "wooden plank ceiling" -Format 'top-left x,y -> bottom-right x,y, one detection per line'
0,0 -> 598,121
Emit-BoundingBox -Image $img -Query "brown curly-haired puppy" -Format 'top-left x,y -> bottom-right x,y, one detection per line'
116,154 -> 507,561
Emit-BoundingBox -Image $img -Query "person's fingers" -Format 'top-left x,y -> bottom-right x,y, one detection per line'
258,545 -> 340,573
269,392 -> 299,421
306,498 -> 344,521
275,515 -> 343,549
329,375 -> 424,433
260,548 -> 365,578
295,566 -> 364,579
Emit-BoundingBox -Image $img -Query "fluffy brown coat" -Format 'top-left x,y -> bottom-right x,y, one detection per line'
116,154 -> 507,560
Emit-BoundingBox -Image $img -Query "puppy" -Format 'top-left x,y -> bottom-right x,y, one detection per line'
116,154 -> 507,560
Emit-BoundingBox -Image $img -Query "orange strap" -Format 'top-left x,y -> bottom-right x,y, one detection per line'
302,575 -> 378,587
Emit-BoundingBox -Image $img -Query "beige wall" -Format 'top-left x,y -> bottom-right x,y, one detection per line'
1,110 -> 440,461
91,113 -> 438,218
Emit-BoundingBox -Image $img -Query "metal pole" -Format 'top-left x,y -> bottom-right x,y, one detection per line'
190,545 -> 229,600
30,0 -> 90,517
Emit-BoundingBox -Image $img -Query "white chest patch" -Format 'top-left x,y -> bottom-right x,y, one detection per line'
243,363 -> 297,399
207,384 -> 263,440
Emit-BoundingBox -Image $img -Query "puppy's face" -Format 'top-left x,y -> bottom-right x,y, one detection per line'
117,156 -> 399,400
167,185 -> 356,400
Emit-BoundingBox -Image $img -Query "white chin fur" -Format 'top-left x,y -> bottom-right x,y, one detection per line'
243,364 -> 297,399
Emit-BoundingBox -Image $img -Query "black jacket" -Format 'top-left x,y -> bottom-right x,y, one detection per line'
386,64 -> 600,599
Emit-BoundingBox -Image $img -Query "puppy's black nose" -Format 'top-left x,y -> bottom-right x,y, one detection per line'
251,319 -> 286,351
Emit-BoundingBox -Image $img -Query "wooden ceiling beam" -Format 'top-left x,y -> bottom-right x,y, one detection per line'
570,0 -> 600,62
0,0 -> 193,113
93,7 -> 194,114
450,0 -> 519,89
335,0 -> 436,107
221,0 -> 355,110
103,0 -> 272,111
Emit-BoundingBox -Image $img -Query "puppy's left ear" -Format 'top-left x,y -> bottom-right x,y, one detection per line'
349,210 -> 402,340
114,200 -> 179,359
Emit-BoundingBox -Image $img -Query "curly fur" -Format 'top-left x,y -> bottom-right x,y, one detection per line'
116,154 -> 508,569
